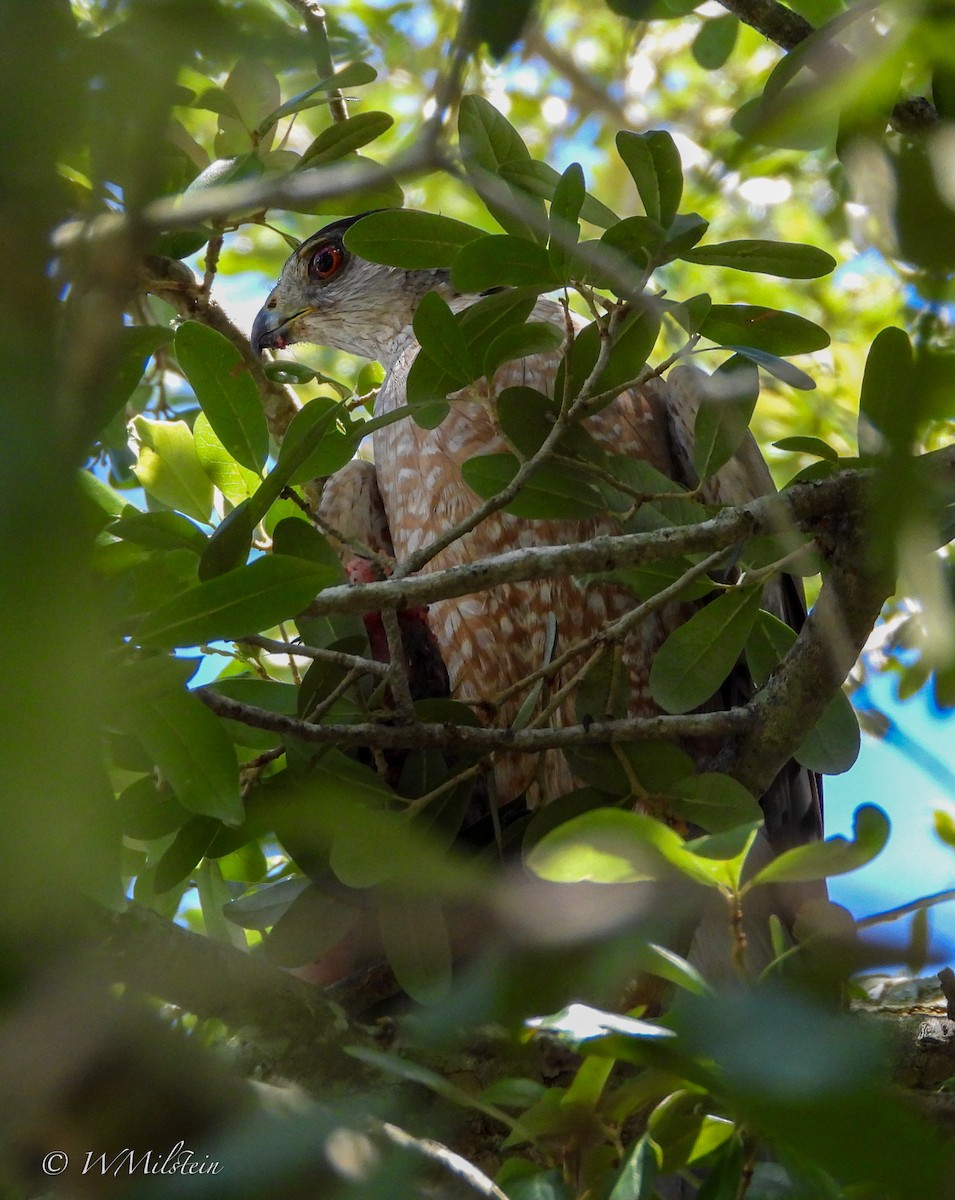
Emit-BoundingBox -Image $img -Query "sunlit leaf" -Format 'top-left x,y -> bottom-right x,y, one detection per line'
748,804 -> 889,886
131,416 -> 213,523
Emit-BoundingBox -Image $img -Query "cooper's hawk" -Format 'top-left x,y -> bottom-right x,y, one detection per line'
251,213 -> 821,877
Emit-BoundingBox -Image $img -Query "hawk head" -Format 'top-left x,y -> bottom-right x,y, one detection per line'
251,213 -> 450,365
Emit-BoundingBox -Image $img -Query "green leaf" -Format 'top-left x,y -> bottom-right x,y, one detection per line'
858,326 -> 913,455
796,690 -> 861,774
609,1135 -> 658,1200
692,357 -> 760,479
749,804 -> 889,886
699,306 -> 830,356
637,943 -> 713,998
664,212 -> 710,257
107,509 -> 207,554
458,94 -> 547,241
406,289 -> 539,411
526,808 -> 719,887
559,306 -> 662,404
413,291 -> 475,382
499,159 -> 620,228
682,239 -> 836,279
667,773 -> 763,833
773,435 -> 838,460
92,325 -> 173,433
378,892 -> 452,1005
198,500 -> 255,579
116,689 -> 241,824
136,554 -> 337,648
299,110 -> 393,166
257,61 -> 377,132
117,776 -> 190,840
461,453 -> 607,518
616,130 -> 683,226
484,321 -> 563,378
451,234 -> 557,292
153,817 -> 221,894
175,322 -> 269,472
745,610 -> 860,773
131,416 -> 213,523
650,587 -> 762,714
344,209 -> 486,268
548,162 -> 585,279
193,413 -> 261,504
600,215 -> 668,271
720,345 -> 815,390
277,397 -> 359,484
692,14 -> 739,68
464,0 -> 536,58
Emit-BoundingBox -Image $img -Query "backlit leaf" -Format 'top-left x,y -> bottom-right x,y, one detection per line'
131,416 -> 213,523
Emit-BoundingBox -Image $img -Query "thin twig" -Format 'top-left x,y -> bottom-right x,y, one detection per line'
284,0 -> 348,122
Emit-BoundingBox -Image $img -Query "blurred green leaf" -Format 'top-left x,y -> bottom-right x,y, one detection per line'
378,892 -> 452,1005
257,61 -> 377,132
608,1135 -> 658,1200
858,326 -> 913,455
693,15 -> 739,69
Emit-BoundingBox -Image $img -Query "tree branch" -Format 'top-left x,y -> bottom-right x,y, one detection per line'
141,254 -> 300,442
715,0 -> 938,133
197,688 -> 752,750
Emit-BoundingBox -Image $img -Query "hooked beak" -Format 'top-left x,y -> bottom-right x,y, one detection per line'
250,304 -> 312,355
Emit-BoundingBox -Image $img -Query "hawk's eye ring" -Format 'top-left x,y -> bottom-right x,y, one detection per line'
309,244 -> 344,281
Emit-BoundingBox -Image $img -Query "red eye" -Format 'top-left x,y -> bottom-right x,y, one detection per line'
308,244 -> 344,280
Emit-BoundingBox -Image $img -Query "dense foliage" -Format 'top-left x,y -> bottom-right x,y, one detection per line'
2,0 -> 955,1197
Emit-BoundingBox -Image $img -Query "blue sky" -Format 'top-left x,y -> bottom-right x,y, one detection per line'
826,675 -> 955,965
